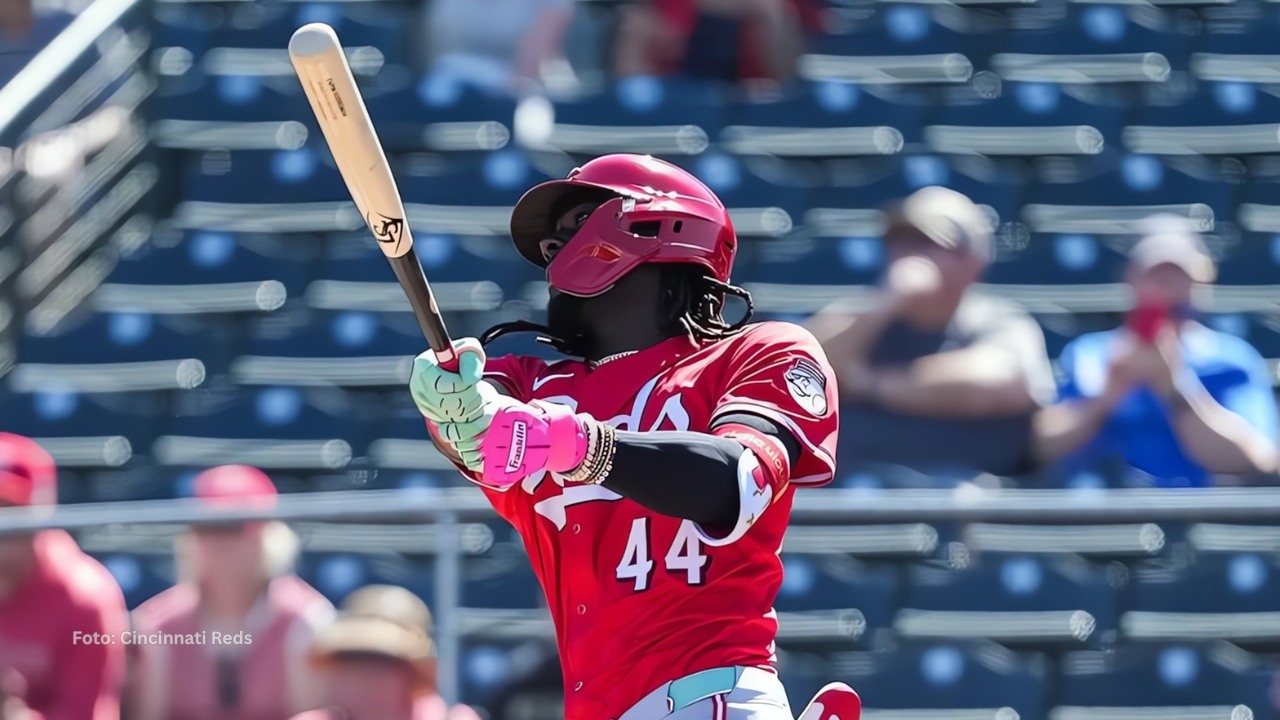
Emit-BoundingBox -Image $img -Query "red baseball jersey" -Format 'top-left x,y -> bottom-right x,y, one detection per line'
474,321 -> 838,720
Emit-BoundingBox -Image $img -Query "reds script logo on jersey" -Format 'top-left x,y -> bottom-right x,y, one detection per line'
475,321 -> 837,720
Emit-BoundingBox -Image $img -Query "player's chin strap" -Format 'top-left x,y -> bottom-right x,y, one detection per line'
479,320 -> 585,357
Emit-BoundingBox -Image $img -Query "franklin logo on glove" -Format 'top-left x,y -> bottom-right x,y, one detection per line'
505,420 -> 528,475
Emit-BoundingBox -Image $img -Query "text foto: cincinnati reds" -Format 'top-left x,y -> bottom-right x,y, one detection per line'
72,630 -> 254,646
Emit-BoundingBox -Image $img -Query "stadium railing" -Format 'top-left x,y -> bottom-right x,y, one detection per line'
4,485 -> 1280,703
0,0 -> 156,349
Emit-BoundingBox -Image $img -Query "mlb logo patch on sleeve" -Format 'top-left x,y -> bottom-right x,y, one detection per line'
784,358 -> 829,417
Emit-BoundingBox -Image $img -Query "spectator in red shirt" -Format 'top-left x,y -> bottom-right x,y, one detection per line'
292,585 -> 480,720
129,466 -> 334,720
0,432 -> 128,720
614,0 -> 821,83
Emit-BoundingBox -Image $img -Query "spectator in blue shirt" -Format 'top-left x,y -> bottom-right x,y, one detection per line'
1034,216 -> 1279,486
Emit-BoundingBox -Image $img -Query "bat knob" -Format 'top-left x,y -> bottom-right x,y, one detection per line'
436,346 -> 460,374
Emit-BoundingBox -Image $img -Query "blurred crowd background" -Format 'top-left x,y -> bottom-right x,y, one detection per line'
2,0 -> 1280,717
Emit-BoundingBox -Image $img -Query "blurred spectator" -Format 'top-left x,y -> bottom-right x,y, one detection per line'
1034,217 -> 1279,486
292,585 -> 479,720
810,187 -> 1056,478
614,0 -> 820,83
424,0 -> 575,97
0,432 -> 128,720
130,466 -> 334,720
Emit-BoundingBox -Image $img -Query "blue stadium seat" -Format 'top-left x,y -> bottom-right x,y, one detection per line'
94,552 -> 173,609
761,156 -> 1020,289
175,2 -> 409,63
1014,155 -> 1236,284
150,77 -> 312,124
233,309 -> 423,388
313,235 -> 525,310
897,553 -> 1116,647
150,4 -> 218,56
395,150 -> 555,238
928,82 -> 1123,157
181,148 -> 350,205
116,231 -> 310,289
154,386 -> 366,471
367,400 -> 466,482
461,545 -> 543,610
295,552 -> 364,603
720,80 -> 922,155
0,391 -> 153,469
18,311 -> 225,381
365,77 -> 517,153
1056,642 -> 1274,716
459,639 -> 551,709
98,232 -> 304,318
671,152 -> 809,241
995,5 -> 1188,87
775,553 -> 898,646
1122,554 -> 1280,645
1193,12 -> 1280,86
833,641 -> 1048,720
533,78 -> 728,157
1226,181 -> 1280,285
1125,83 -> 1280,156
809,5 -> 993,84
148,78 -> 314,150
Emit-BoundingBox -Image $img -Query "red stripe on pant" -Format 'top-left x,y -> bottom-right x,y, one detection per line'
712,693 -> 727,720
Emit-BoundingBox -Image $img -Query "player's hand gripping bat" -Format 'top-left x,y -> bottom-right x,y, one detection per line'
288,22 -> 459,371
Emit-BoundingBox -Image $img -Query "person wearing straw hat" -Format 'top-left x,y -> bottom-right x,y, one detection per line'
1034,215 -> 1278,485
292,586 -> 479,720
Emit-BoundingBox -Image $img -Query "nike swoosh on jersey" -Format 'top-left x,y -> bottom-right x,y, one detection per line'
531,373 -> 575,391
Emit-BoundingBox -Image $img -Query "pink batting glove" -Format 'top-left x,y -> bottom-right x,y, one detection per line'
479,400 -> 590,487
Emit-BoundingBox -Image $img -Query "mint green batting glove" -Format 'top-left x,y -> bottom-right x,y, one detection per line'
435,389 -> 521,474
451,435 -> 484,473
409,338 -> 488,425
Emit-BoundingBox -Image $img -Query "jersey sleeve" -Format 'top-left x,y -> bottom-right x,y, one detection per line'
711,322 -> 839,488
481,354 -> 550,402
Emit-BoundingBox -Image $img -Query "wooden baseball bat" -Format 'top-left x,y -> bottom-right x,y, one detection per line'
288,22 -> 458,370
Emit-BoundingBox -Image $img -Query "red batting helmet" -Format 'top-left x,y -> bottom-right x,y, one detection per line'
509,154 -> 737,297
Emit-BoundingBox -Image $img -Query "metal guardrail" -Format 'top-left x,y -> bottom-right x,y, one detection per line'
0,0 -> 156,340
4,485 -> 1280,703
0,0 -> 145,143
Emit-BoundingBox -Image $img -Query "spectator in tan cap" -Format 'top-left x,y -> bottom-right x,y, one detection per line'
0,432 -> 128,720
810,186 -> 1055,478
1035,215 -> 1278,486
130,466 -> 334,720
293,585 -> 480,720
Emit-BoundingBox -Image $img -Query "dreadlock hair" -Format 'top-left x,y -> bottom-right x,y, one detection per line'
479,265 -> 755,355
663,264 -> 754,343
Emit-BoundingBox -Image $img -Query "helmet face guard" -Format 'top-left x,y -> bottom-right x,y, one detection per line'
546,196 -> 732,297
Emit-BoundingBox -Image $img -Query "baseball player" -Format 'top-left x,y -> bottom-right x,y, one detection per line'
409,154 -> 861,720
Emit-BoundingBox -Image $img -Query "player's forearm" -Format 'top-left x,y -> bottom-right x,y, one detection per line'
873,347 -> 1037,418
601,431 -> 745,528
1171,389 -> 1279,476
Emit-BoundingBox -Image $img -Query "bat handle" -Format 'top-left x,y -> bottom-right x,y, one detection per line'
388,248 -> 460,373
